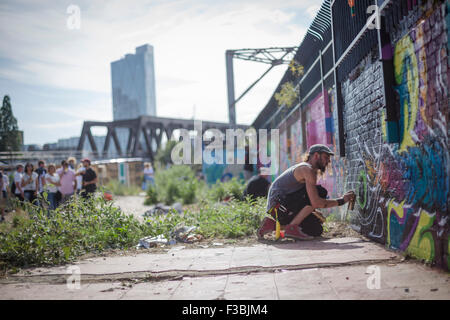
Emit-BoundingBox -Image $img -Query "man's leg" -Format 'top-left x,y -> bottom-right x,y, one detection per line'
284,206 -> 314,240
289,205 -> 314,226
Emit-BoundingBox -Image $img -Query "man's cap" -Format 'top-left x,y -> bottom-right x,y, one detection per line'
82,158 -> 91,164
308,144 -> 334,156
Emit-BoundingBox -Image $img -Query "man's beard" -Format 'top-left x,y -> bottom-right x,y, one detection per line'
317,160 -> 327,173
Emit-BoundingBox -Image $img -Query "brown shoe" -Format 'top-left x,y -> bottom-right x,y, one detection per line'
284,224 -> 313,240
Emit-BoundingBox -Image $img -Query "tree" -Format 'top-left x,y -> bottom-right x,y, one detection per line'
155,140 -> 178,167
0,95 -> 21,151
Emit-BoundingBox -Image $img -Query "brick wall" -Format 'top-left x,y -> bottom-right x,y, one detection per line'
337,3 -> 449,269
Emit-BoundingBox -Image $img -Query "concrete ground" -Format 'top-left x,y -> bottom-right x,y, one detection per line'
1,237 -> 449,300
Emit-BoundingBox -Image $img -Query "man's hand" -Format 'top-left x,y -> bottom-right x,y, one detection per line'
343,191 -> 355,203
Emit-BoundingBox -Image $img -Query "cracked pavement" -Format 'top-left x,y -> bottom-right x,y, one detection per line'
1,237 -> 449,300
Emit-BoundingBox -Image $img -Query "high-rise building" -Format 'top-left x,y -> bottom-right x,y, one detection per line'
111,44 -> 157,120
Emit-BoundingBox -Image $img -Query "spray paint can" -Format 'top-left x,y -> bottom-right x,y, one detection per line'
348,196 -> 355,210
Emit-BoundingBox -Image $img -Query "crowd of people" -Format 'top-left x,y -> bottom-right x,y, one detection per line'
0,157 -> 98,221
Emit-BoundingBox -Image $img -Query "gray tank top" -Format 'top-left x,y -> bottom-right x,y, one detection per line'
266,162 -> 311,209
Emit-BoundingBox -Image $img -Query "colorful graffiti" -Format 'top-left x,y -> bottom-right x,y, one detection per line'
290,115 -> 303,164
305,92 -> 327,147
344,5 -> 449,269
202,148 -> 245,184
279,128 -> 291,173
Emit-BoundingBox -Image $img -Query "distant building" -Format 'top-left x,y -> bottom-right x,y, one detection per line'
111,44 -> 157,152
111,44 -> 157,120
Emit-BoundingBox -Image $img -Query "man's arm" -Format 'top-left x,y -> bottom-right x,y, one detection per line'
295,166 -> 353,209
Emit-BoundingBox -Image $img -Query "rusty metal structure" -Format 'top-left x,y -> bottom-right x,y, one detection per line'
77,115 -> 249,161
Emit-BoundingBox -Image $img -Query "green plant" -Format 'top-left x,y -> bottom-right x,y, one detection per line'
274,81 -> 298,108
152,165 -> 199,205
155,140 -> 178,167
104,180 -> 141,196
0,194 -> 152,269
205,178 -> 246,202
144,185 -> 158,205
144,197 -> 267,240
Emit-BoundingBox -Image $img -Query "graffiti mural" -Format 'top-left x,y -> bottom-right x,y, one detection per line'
202,148 -> 245,184
290,115 -> 303,164
344,5 -> 449,269
305,91 -> 328,148
279,127 -> 291,173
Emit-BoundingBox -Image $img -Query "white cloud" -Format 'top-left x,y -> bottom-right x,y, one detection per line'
0,0 -> 318,144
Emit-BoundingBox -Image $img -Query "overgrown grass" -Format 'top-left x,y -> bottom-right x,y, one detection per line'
144,197 -> 267,240
104,180 -> 142,196
0,193 -> 268,271
144,165 -> 247,205
0,195 -> 151,270
144,165 -> 199,205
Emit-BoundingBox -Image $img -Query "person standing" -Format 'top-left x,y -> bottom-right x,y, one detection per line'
0,170 -> 5,222
14,164 -> 24,201
80,158 -> 97,198
56,160 -> 77,204
21,162 -> 39,204
45,164 -> 61,210
35,160 -> 47,196
1,168 -> 9,200
67,157 -> 77,170
142,162 -> 154,191
75,163 -> 85,195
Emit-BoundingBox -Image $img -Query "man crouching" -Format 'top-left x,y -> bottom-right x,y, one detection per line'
257,144 -> 355,240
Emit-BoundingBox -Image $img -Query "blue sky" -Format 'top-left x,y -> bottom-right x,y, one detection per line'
0,0 -> 321,145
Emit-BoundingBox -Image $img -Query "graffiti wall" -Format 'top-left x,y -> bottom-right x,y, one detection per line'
202,148 -> 245,184
305,91 -> 328,147
339,4 -> 449,269
279,126 -> 291,173
290,114 -> 303,164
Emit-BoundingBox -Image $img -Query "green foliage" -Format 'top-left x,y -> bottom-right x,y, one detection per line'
274,82 -> 298,108
0,194 -> 268,270
104,180 -> 141,196
155,140 -> 177,167
289,60 -> 305,78
0,95 -> 21,151
144,197 -> 267,240
144,185 -> 158,205
0,195 -> 151,269
205,178 -> 246,202
145,165 -> 199,205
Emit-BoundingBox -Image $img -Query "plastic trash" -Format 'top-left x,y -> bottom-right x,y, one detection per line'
143,202 -> 183,217
137,235 -> 169,248
171,225 -> 202,243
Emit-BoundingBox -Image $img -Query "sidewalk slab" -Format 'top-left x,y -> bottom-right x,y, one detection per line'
17,237 -> 398,278
2,262 -> 447,300
2,237 -> 449,300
